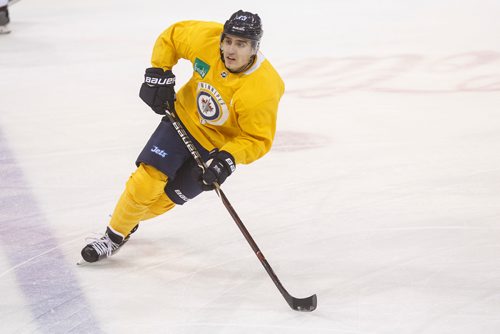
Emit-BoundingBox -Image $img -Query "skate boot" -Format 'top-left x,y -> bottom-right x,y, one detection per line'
80,227 -> 125,263
0,6 -> 10,35
80,225 -> 139,263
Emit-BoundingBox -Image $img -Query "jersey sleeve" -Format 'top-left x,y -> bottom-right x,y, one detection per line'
150,21 -> 205,70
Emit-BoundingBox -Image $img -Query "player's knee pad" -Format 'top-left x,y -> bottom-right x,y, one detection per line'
126,164 -> 168,205
165,158 -> 204,205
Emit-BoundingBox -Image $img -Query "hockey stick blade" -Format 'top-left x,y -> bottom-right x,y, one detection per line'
286,293 -> 317,312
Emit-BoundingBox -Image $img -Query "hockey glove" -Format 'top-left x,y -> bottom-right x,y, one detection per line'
139,67 -> 176,115
202,150 -> 236,190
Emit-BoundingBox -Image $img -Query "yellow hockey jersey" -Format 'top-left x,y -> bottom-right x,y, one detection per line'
150,20 -> 285,165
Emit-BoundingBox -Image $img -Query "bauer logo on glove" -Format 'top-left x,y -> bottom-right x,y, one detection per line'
139,67 -> 176,114
145,76 -> 176,86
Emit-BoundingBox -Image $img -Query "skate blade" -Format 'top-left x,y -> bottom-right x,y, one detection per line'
76,259 -> 89,266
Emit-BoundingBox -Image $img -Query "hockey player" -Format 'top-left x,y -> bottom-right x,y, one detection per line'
80,10 -> 284,263
0,0 -> 10,34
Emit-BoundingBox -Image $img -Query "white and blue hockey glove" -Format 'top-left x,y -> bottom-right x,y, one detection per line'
202,150 -> 236,190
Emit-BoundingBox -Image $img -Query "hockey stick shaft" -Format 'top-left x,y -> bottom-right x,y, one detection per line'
164,109 -> 316,311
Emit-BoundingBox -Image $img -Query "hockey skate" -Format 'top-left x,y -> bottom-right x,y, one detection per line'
0,5 -> 10,34
79,225 -> 138,264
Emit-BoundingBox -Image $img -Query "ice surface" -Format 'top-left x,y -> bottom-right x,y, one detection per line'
1,0 -> 500,333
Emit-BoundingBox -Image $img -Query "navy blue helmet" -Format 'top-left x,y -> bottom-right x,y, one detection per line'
223,10 -> 263,42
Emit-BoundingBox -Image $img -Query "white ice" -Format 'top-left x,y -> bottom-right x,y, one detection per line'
1,0 -> 500,333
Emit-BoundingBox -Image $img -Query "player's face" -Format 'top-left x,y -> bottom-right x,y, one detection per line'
221,34 -> 256,72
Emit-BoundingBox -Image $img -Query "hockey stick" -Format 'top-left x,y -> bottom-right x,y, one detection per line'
164,109 -> 317,312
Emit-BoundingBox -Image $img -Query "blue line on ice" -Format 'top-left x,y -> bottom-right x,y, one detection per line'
0,129 -> 102,333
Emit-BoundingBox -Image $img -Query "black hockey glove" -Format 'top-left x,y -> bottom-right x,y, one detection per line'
201,150 -> 236,190
139,67 -> 176,115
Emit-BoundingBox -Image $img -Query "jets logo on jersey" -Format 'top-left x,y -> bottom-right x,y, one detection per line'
196,82 -> 229,126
